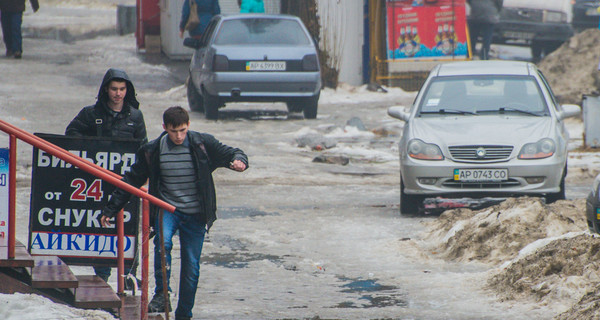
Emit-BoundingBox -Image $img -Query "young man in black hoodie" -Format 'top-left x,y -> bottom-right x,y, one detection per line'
65,68 -> 147,290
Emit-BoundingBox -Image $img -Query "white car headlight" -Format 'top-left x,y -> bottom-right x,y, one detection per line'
518,138 -> 556,159
543,11 -> 566,23
407,139 -> 444,160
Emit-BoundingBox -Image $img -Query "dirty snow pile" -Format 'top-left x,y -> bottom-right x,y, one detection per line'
0,293 -> 113,320
415,197 -> 600,319
538,28 -> 600,104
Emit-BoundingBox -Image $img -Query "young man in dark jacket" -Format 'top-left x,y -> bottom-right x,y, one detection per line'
66,68 -> 147,141
65,68 -> 147,289
101,106 -> 248,320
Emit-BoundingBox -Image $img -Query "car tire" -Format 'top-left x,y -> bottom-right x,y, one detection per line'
203,89 -> 219,120
286,101 -> 303,113
545,168 -> 566,204
400,178 -> 422,215
302,93 -> 320,119
187,77 -> 204,113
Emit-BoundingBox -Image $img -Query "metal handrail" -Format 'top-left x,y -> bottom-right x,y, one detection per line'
0,119 -> 175,320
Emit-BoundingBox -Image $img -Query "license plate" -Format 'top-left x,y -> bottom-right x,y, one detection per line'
453,168 -> 508,182
586,8 -> 600,16
503,31 -> 535,40
246,61 -> 286,71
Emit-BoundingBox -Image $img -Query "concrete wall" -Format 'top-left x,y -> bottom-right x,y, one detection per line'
316,0 -> 364,86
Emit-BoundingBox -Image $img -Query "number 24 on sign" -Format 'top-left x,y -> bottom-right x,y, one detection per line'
70,178 -> 104,202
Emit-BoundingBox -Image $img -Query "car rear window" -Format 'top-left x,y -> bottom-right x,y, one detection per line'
214,18 -> 311,46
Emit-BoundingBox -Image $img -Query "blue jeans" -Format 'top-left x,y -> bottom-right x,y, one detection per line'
154,210 -> 206,319
0,11 -> 23,53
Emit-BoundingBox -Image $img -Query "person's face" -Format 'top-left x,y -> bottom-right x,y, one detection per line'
106,80 -> 127,108
163,122 -> 190,145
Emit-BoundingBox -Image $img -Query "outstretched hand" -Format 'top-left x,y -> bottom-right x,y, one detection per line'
230,159 -> 246,172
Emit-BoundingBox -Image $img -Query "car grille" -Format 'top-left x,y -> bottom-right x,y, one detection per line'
441,178 -> 521,189
501,7 -> 543,23
448,145 -> 513,161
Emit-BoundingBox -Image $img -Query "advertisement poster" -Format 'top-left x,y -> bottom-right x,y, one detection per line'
0,149 -> 8,238
386,0 -> 468,60
28,134 -> 142,267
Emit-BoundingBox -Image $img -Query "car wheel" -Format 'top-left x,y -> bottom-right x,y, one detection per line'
302,93 -> 320,119
186,76 -> 204,113
286,101 -> 303,113
545,169 -> 566,204
203,89 -> 219,120
400,178 -> 422,214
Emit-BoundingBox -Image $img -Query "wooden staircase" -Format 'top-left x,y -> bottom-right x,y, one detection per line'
0,237 -> 146,319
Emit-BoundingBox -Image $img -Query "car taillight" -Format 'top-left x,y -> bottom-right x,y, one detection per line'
302,54 -> 319,71
213,55 -> 229,71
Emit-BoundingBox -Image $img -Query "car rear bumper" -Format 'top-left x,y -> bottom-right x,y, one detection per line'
572,4 -> 600,29
400,155 -> 566,197
493,21 -> 573,43
205,71 -> 321,100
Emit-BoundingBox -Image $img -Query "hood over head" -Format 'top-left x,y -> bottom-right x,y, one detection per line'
96,68 -> 139,109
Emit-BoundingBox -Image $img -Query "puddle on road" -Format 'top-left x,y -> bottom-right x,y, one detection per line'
202,252 -> 282,269
333,277 -> 408,309
217,206 -> 279,219
217,109 -> 299,121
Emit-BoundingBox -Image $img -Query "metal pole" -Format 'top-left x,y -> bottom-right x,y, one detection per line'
117,209 -> 125,295
141,199 -> 150,320
8,135 -> 16,259
0,120 -> 175,212
159,209 -> 169,320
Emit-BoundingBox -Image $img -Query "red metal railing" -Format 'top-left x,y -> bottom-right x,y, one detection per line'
0,119 -> 175,320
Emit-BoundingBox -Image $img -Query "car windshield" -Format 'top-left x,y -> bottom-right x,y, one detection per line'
214,18 -> 311,46
418,76 -> 549,116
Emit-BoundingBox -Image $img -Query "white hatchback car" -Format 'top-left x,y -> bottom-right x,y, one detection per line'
388,60 -> 580,214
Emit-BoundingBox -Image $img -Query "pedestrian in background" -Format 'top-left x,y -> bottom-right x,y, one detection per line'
179,0 -> 220,39
0,0 -> 39,59
101,106 -> 248,320
238,0 -> 265,13
66,68 -> 147,290
467,0 -> 503,60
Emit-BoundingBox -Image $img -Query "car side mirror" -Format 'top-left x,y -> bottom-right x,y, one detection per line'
387,106 -> 410,122
183,37 -> 201,49
558,104 -> 581,119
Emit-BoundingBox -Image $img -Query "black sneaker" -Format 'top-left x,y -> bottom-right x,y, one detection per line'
148,292 -> 171,313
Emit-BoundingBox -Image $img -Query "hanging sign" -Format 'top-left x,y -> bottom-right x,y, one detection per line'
28,134 -> 142,267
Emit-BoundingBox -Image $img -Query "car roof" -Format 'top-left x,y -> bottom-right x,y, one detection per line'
219,13 -> 301,21
434,60 -> 536,77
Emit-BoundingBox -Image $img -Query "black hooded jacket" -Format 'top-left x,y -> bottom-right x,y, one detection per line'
65,68 -> 147,142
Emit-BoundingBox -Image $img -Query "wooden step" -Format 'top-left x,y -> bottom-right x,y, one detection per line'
69,275 -> 121,309
29,255 -> 78,289
0,238 -> 34,268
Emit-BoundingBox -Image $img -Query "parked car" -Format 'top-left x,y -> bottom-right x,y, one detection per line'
184,14 -> 322,120
586,174 -> 600,234
572,0 -> 600,31
387,60 -> 581,214
492,0 -> 574,62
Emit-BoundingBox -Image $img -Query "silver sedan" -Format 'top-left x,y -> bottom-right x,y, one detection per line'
388,60 -> 580,214
185,14 -> 321,120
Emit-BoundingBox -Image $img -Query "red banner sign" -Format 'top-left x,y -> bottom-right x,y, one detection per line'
386,0 -> 469,60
